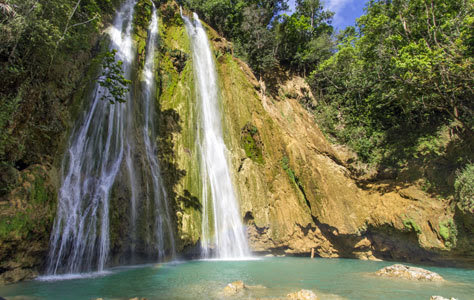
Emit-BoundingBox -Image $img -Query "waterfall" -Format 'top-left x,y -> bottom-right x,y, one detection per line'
141,4 -> 176,259
183,13 -> 250,259
46,0 -> 175,275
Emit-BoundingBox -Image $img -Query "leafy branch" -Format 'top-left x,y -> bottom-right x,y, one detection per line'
97,49 -> 131,104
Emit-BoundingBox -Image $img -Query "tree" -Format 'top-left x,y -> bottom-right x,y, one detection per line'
0,0 -> 121,165
237,4 -> 278,78
97,50 -> 132,104
309,0 -> 473,164
275,0 -> 334,73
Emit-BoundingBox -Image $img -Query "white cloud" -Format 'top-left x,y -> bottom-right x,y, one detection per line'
324,0 -> 356,27
325,0 -> 354,13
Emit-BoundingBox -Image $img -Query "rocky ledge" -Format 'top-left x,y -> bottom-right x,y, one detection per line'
375,264 -> 444,281
222,281 -> 323,300
286,289 -> 319,300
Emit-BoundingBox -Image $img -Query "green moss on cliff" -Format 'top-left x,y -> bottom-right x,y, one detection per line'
439,219 -> 457,248
402,218 -> 422,235
0,213 -> 32,239
0,165 -> 56,240
241,123 -> 264,164
157,10 -> 202,249
133,0 -> 153,70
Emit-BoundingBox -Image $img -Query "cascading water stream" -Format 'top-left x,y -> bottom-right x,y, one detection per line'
141,4 -> 176,259
46,0 -> 175,275
182,13 -> 250,259
46,0 -> 136,275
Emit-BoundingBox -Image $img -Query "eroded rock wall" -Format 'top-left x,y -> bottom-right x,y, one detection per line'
180,16 -> 472,265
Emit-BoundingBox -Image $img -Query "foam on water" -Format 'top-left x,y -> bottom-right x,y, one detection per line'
37,271 -> 113,282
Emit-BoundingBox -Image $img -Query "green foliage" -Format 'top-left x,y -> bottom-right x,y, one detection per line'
402,218 -> 422,234
439,219 -> 457,248
133,0 -> 153,70
237,4 -> 279,77
281,155 -> 310,208
97,50 -> 132,104
309,0 -> 473,166
183,0 -> 288,37
133,0 -> 153,34
454,163 -> 474,214
183,0 -> 334,76
281,156 -> 296,183
275,0 -> 334,73
241,123 -> 264,164
182,0 -> 291,77
0,213 -> 33,239
0,0 -> 121,168
32,176 -> 48,205
0,89 -> 21,160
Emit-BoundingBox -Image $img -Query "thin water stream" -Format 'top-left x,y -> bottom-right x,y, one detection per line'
182,12 -> 250,259
47,0 -> 175,275
141,4 -> 175,259
46,0 -> 136,275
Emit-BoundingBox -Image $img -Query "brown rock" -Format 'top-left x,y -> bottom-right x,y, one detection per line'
376,264 -> 444,281
287,290 -> 319,300
222,280 -> 246,296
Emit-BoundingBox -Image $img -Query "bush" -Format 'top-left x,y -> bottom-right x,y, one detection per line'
439,219 -> 457,249
454,163 -> 474,214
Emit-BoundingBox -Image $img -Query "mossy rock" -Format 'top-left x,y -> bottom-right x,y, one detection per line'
0,165 -> 56,240
438,219 -> 458,249
402,218 -> 422,235
241,123 -> 264,164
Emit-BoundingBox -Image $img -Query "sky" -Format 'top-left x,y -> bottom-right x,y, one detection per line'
287,0 -> 367,30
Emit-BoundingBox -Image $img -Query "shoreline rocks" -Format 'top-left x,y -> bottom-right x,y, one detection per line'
222,281 -> 247,296
287,290 -> 319,300
375,264 -> 444,281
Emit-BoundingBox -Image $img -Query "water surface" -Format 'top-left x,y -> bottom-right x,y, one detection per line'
1,257 -> 473,300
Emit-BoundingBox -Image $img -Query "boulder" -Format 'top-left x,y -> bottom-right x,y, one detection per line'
287,289 -> 319,300
376,264 -> 444,281
222,280 -> 246,296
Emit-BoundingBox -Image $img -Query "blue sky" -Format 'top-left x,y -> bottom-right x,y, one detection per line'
287,0 -> 367,30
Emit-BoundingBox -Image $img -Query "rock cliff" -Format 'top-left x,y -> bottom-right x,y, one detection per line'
166,4 -> 473,265
0,0 -> 472,285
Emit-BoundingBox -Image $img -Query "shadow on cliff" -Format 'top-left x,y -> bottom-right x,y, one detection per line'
178,189 -> 202,212
156,107 -> 186,215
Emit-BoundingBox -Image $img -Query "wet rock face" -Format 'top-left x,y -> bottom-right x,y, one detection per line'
375,264 -> 444,281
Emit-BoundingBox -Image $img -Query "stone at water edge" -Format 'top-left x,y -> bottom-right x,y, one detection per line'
222,280 -> 246,296
375,264 -> 444,281
287,289 -> 319,300
430,297 -> 458,300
